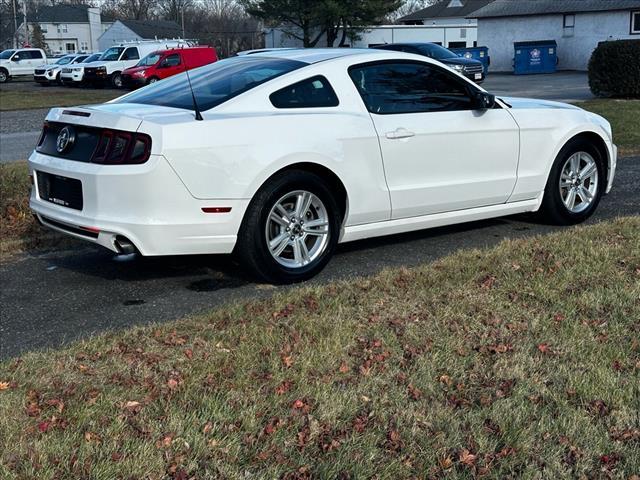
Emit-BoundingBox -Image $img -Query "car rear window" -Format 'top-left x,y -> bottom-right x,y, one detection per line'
115,56 -> 307,112
270,76 -> 339,108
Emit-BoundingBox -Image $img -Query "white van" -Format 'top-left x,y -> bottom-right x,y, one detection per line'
82,40 -> 189,88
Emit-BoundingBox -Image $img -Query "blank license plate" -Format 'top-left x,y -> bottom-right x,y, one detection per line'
474,73 -> 482,80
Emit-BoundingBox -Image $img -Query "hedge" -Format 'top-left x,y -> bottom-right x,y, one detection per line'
588,39 -> 640,98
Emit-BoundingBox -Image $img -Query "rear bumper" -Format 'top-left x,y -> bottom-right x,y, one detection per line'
28,152 -> 249,255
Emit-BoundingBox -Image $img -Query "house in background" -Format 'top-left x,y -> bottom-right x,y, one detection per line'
26,4 -> 113,54
474,0 -> 640,71
98,20 -> 185,51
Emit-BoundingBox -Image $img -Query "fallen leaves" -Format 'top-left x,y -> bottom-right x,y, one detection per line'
123,400 -> 142,413
458,448 -> 477,467
0,381 -> 10,391
275,380 -> 293,395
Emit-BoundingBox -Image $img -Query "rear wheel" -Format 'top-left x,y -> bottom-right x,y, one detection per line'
538,140 -> 605,225
236,170 -> 341,284
147,77 -> 159,84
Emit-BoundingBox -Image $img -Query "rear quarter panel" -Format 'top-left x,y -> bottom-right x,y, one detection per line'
156,61 -> 392,226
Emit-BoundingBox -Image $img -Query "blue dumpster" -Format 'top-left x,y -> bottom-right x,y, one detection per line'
513,40 -> 557,74
450,46 -> 490,72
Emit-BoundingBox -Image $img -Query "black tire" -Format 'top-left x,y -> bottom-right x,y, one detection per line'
0,68 -> 8,83
538,139 -> 605,225
236,170 -> 342,284
111,72 -> 122,88
147,77 -> 159,84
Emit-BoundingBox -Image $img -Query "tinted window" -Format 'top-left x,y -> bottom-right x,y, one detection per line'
116,56 -> 306,112
163,53 -> 181,67
349,61 -> 472,114
28,50 -> 44,59
270,76 -> 339,108
122,47 -> 139,60
0,50 -> 15,59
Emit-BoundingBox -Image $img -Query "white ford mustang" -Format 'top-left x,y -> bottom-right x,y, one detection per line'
29,49 -> 616,283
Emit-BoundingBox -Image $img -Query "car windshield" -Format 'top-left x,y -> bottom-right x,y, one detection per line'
0,49 -> 15,59
417,44 -> 458,60
56,56 -> 75,65
116,56 -> 307,112
137,52 -> 162,66
101,47 -> 124,61
83,53 -> 101,63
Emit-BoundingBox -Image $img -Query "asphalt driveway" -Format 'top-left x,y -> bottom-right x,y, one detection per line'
1,156 -> 638,359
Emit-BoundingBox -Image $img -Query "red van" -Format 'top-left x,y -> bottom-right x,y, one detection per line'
121,46 -> 217,89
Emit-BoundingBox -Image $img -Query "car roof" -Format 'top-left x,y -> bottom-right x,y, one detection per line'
246,48 -> 383,64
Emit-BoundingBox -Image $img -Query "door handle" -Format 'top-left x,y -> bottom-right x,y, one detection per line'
385,128 -> 415,140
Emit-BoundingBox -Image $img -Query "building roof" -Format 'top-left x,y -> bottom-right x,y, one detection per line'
399,0 -> 495,23
473,0 -> 640,18
120,19 -> 184,39
33,4 -> 113,23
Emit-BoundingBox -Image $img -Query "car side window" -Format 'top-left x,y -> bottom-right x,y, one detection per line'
349,61 -> 472,114
164,53 -> 181,67
122,48 -> 139,60
270,75 -> 339,109
30,50 -> 44,59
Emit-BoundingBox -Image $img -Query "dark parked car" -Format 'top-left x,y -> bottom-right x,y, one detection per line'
373,43 -> 485,83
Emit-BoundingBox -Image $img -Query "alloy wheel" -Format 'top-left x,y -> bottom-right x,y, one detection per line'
265,190 -> 330,268
558,151 -> 599,214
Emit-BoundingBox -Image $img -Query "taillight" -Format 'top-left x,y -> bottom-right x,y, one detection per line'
91,129 -> 151,165
37,123 -> 48,147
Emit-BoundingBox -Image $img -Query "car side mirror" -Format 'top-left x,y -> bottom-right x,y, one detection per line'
472,91 -> 495,110
12,57 -> 20,62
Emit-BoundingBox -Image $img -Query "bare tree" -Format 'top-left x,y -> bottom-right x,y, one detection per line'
101,0 -> 158,20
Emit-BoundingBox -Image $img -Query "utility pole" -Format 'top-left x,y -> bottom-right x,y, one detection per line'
181,7 -> 185,40
22,0 -> 28,46
12,0 -> 18,48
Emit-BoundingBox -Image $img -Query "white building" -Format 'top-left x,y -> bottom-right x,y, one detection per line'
98,20 -> 184,51
28,4 -> 112,54
474,0 -> 640,72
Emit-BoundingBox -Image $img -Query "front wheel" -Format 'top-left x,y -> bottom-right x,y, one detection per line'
538,140 -> 605,225
236,170 -> 341,284
111,72 -> 122,88
0,69 -> 8,83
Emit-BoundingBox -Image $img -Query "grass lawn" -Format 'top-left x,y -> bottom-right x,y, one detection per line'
1,217 -> 639,479
579,99 -> 640,156
0,162 -> 79,261
0,88 -> 121,111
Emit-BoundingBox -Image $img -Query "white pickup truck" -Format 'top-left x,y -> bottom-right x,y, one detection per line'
83,40 -> 188,88
0,48 -> 48,83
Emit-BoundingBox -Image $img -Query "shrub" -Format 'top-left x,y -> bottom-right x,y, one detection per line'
588,39 -> 640,98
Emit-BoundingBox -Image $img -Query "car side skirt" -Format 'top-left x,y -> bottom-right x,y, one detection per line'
340,197 -> 542,244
